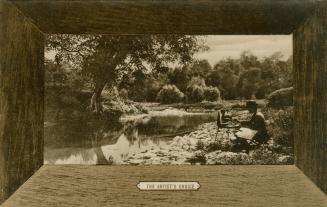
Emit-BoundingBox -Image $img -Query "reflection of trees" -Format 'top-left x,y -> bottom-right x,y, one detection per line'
91,120 -> 140,165
93,147 -> 112,165
89,118 -> 125,165
45,100 -> 125,149
91,131 -> 115,165
124,121 -> 139,146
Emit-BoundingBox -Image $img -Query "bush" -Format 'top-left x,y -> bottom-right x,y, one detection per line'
263,106 -> 294,155
186,85 -> 205,103
204,86 -> 221,101
187,76 -> 206,88
205,139 -> 232,152
267,87 -> 293,108
156,84 -> 185,104
250,146 -> 279,164
186,85 -> 221,103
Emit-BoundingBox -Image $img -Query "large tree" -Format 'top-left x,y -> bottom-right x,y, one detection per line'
212,60 -> 241,99
46,35 -> 206,113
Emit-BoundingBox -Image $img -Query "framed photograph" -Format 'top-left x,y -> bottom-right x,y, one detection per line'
0,0 -> 326,206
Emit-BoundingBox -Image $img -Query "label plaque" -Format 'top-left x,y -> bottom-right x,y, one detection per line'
137,181 -> 201,191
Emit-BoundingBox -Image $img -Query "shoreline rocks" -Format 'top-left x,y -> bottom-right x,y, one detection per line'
122,121 -> 294,165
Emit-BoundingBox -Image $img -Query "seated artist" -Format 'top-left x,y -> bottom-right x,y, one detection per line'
241,100 -> 269,144
232,101 -> 269,152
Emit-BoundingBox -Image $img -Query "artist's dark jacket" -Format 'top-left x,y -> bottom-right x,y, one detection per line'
246,112 -> 269,144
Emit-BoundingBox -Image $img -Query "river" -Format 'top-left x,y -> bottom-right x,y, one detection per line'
44,109 -> 217,164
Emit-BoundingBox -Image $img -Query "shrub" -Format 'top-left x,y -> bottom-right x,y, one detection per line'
156,84 -> 185,104
204,86 -> 221,101
263,106 -> 294,155
250,146 -> 279,164
205,139 -> 232,153
267,87 -> 293,108
186,85 -> 205,103
187,76 -> 206,88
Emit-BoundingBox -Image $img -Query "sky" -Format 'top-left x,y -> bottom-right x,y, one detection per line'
195,35 -> 292,66
45,35 -> 293,66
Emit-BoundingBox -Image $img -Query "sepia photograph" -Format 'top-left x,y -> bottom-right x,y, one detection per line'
1,1 -> 326,206
44,35 -> 294,166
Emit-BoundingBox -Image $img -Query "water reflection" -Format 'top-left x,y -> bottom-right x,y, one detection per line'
44,112 -> 216,165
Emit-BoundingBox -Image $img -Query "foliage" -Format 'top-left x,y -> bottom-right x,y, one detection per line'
186,85 -> 205,103
47,35 -> 206,112
267,87 -> 293,108
203,135 -> 233,153
144,75 -> 166,102
211,61 -> 240,99
204,86 -> 221,101
184,77 -> 221,103
47,35 -> 205,75
188,59 -> 212,77
168,66 -> 191,93
46,33 -> 293,104
45,59 -> 90,90
250,146 -> 280,164
193,105 -> 294,165
264,106 -> 294,153
237,67 -> 262,99
121,70 -> 168,102
205,70 -> 222,88
187,76 -> 206,88
207,51 -> 292,100
156,85 -> 185,104
239,50 -> 260,69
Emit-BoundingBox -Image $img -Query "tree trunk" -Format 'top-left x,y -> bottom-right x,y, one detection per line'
88,46 -> 130,113
89,80 -> 106,113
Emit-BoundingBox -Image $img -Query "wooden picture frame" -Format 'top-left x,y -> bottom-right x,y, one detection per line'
0,0 -> 326,205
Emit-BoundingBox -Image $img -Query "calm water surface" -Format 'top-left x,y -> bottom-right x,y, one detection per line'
44,112 -> 216,164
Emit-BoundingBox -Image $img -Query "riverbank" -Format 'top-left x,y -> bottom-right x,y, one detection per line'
45,86 -> 293,165
122,107 -> 294,165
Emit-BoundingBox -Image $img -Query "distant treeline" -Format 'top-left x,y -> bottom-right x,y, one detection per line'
119,51 -> 292,103
46,50 -> 292,104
